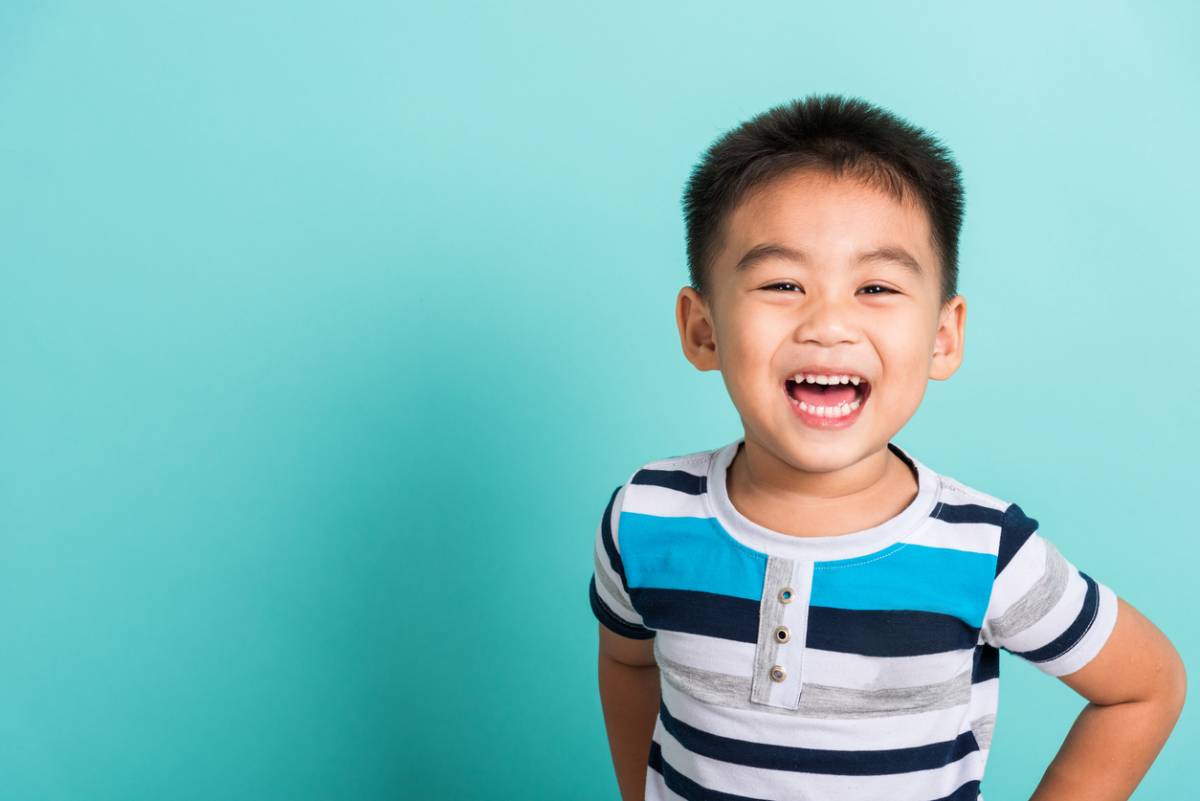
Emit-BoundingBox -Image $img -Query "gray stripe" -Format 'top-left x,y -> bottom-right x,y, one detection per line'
750,556 -> 795,704
989,538 -> 1069,641
593,548 -> 634,615
970,713 -> 995,750
657,649 -> 974,719
800,668 -> 973,718
657,646 -> 752,703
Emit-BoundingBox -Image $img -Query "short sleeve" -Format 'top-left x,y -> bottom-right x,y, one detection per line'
981,502 -> 1119,676
588,482 -> 656,640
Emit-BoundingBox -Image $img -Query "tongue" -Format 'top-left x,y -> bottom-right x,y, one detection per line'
791,382 -> 857,406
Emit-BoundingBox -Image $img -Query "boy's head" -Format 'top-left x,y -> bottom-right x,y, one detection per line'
675,94 -> 967,472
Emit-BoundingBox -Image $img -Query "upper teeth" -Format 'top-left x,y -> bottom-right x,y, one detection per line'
791,373 -> 861,385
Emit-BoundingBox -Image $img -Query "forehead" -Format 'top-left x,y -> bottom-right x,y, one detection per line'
716,168 -> 939,285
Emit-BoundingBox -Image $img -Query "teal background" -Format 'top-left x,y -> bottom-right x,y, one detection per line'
1,1 -> 1195,799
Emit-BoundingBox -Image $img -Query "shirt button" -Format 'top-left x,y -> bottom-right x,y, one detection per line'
778,587 -> 794,604
769,665 -> 787,682
773,625 -> 790,644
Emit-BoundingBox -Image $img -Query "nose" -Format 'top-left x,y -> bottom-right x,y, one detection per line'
793,293 -> 858,346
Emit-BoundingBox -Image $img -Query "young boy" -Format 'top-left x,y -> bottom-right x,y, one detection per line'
589,94 -> 1186,801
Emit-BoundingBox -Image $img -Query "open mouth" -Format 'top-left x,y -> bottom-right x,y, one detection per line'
785,376 -> 871,418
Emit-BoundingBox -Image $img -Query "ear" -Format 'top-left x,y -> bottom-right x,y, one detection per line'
930,295 -> 966,381
676,286 -> 720,372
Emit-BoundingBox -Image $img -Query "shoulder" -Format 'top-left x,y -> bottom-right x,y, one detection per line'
919,464 -> 1036,564
634,442 -> 719,476
602,442 -> 725,542
610,442 -> 722,502
922,463 -> 1016,526
933,469 -> 1011,517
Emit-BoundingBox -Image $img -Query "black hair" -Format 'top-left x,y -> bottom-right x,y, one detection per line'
681,93 -> 964,306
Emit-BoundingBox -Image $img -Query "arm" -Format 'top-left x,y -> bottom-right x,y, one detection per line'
597,623 -> 660,801
1028,596 -> 1187,801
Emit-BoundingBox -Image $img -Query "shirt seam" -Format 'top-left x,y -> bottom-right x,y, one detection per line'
699,452 -> 948,568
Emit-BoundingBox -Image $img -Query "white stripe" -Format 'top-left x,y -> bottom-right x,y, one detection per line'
967,676 -> 999,726
985,532 -> 1048,623
642,451 -> 712,472
940,478 -> 1008,512
656,721 -> 985,801
592,526 -> 624,586
1001,560 -> 1087,653
804,645 -> 977,690
1033,581 -> 1118,676
917,516 -> 1000,555
622,481 -> 710,519
593,568 -> 643,626
654,630 -> 756,677
593,532 -> 644,625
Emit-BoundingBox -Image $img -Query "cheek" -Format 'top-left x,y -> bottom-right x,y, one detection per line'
872,326 -> 932,376
718,319 -> 775,366
884,348 -> 933,402
716,331 -> 778,403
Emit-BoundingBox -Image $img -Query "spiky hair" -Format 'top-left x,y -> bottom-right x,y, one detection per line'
681,93 -> 965,305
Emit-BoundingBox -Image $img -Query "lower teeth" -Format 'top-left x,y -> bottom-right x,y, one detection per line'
791,396 -> 862,418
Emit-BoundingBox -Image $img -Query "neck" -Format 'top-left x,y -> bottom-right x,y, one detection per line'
727,436 -> 918,538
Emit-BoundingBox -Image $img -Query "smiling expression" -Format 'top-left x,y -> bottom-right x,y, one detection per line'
676,167 -> 966,476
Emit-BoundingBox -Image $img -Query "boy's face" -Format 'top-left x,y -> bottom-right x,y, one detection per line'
676,167 -> 966,474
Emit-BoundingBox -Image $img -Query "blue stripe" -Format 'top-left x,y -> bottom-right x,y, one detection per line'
813,543 -> 996,628
618,512 -> 766,601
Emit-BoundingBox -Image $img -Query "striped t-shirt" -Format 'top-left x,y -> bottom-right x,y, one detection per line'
589,438 -> 1118,801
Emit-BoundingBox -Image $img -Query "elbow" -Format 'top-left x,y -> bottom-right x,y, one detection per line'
1171,656 -> 1188,709
1156,649 -> 1188,712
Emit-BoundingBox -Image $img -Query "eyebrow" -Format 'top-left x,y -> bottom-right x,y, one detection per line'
733,242 -> 925,279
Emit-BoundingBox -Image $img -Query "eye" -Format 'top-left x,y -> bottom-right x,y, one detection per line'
762,282 -> 898,295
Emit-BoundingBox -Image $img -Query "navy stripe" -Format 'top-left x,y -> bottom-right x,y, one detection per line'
598,484 -> 631,592
648,741 -> 775,801
659,699 -> 979,775
808,606 -> 980,656
932,502 -> 1005,527
650,740 -> 982,801
1012,571 -> 1100,663
630,587 -> 760,642
628,592 -> 981,653
589,575 -> 655,639
996,502 -> 1039,575
631,467 -> 708,495
972,643 -> 1000,683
